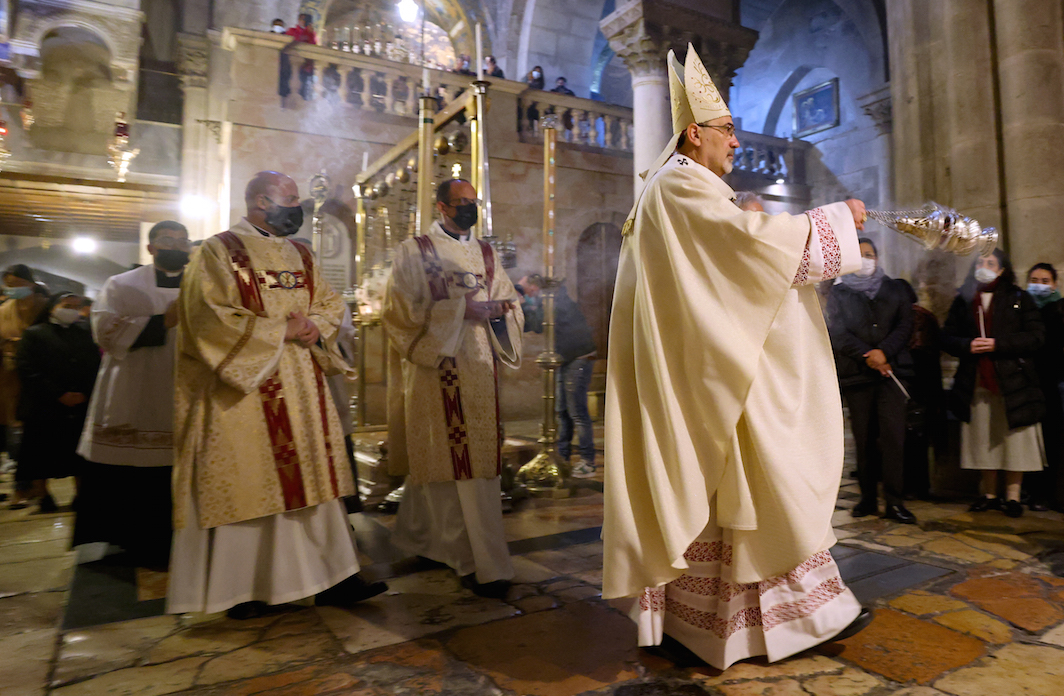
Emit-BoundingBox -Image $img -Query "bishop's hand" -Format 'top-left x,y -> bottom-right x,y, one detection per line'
845,199 -> 867,231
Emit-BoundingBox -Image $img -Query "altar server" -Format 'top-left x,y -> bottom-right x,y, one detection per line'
169,171 -> 384,617
383,178 -> 523,598
603,44 -> 872,669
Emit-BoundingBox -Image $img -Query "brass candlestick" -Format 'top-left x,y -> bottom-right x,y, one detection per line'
516,115 -> 569,497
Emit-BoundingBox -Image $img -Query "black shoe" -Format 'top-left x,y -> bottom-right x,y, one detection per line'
1028,501 -> 1050,512
969,496 -> 1003,512
883,504 -> 917,525
829,607 -> 874,642
851,500 -> 878,518
37,494 -> 58,514
227,601 -> 270,620
460,573 -> 511,599
1003,500 -> 1024,518
315,574 -> 388,607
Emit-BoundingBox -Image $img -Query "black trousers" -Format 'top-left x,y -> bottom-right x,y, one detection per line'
1030,380 -> 1064,506
843,380 -> 907,507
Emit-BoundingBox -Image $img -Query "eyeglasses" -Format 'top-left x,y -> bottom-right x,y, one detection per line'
699,123 -> 736,137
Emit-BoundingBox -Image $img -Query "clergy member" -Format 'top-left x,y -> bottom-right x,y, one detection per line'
169,171 -> 385,618
73,221 -> 189,566
603,44 -> 872,670
382,179 -> 523,599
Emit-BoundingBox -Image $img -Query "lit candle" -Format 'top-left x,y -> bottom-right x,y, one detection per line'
362,151 -> 369,171
475,22 -> 483,80
422,66 -> 430,95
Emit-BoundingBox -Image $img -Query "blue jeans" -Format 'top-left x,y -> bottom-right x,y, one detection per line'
556,358 -> 594,461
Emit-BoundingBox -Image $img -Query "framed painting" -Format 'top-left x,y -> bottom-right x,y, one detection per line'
793,78 -> 840,138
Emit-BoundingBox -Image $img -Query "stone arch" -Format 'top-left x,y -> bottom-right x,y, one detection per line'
762,65 -> 814,137
34,23 -> 115,69
516,0 -> 610,97
575,222 -> 622,358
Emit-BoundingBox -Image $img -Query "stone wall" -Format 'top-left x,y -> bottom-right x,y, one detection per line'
516,0 -> 610,96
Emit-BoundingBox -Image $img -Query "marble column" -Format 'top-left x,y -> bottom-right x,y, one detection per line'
993,0 -> 1064,270
177,33 -> 222,241
599,3 -> 672,193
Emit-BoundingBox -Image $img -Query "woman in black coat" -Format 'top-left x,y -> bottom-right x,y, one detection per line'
828,238 -> 916,523
1025,262 -> 1064,510
942,250 -> 1045,518
13,293 -> 100,512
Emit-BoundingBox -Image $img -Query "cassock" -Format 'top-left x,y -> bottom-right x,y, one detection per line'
383,221 -> 522,583
603,152 -> 863,669
73,265 -> 182,561
168,219 -> 359,614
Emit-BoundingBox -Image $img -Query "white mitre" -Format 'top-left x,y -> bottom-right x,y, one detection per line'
625,44 -> 731,234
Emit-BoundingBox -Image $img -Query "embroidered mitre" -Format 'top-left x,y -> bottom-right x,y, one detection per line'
684,42 -> 731,124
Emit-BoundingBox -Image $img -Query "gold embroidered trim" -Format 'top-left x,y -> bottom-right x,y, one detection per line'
217,314 -> 257,377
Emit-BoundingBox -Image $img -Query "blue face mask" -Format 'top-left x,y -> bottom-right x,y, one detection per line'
4,286 -> 32,300
1028,282 -> 1055,298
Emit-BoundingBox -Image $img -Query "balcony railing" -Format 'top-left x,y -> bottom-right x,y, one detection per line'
731,130 -> 808,183
518,91 -> 634,153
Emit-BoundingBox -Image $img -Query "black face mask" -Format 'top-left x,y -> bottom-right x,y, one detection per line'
265,201 -> 305,236
155,249 -> 190,272
451,203 -> 478,231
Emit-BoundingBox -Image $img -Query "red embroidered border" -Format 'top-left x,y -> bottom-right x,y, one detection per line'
439,356 -> 474,479
313,360 -> 340,497
414,236 -> 449,302
293,241 -> 317,297
258,376 -> 308,510
762,577 -> 847,631
809,208 -> 842,279
217,231 -> 268,317
666,598 -> 764,640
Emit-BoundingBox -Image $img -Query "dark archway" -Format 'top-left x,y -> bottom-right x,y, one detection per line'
575,222 -> 622,358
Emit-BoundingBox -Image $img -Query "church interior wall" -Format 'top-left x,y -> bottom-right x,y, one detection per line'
515,0 -> 608,97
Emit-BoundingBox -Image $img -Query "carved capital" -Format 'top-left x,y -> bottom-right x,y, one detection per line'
177,33 -> 210,90
858,85 -> 892,135
599,0 -> 759,96
196,119 -> 222,143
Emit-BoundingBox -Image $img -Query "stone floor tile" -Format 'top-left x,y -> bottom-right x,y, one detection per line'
347,638 -> 503,695
52,655 -> 209,696
146,619 -> 263,663
0,538 -> 73,564
0,555 -> 73,596
1039,621 -> 1064,647
695,654 -> 843,684
512,594 -> 560,614
443,602 -> 639,695
920,538 -> 996,564
933,643 -> 1064,695
986,559 -> 1018,570
832,528 -> 860,540
195,632 -> 339,686
717,679 -> 806,695
136,568 -> 169,602
554,585 -> 601,602
801,667 -> 882,695
890,689 -> 950,696
53,614 -> 177,684
950,573 -> 1064,632
847,563 -> 952,604
0,591 -> 63,638
888,591 -> 970,616
932,609 -> 1012,643
876,533 -> 926,548
841,539 -> 896,554
953,533 -> 1032,561
260,611 -> 329,641
512,555 -> 562,583
832,608 -> 985,684
0,517 -> 73,547
0,627 -> 56,696
316,581 -> 518,655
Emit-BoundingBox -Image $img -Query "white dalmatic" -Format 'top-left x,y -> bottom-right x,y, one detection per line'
78,264 -> 180,467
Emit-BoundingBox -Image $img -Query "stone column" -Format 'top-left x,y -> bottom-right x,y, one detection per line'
993,0 -> 1064,270
177,33 -> 216,241
858,85 -> 894,210
600,3 -> 672,192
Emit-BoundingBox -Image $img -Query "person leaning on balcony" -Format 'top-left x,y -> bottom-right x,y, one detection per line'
942,249 -> 1046,519
280,13 -> 317,102
484,56 -> 504,79
526,66 -> 545,90
550,77 -> 575,96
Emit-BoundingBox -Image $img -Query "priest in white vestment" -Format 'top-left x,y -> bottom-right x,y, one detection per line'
73,221 -> 189,566
603,44 -> 873,670
169,171 -> 385,618
383,179 -> 523,598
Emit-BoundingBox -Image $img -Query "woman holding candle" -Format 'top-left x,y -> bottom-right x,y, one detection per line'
942,249 -> 1046,517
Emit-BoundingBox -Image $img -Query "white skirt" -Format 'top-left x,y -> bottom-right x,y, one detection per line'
167,494 -> 360,615
633,515 -> 861,671
961,387 -> 1046,472
391,476 -> 513,584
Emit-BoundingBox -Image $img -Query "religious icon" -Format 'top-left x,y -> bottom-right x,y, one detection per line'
793,78 -> 840,138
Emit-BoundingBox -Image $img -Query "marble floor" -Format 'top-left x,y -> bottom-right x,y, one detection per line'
3,431 -> 1064,695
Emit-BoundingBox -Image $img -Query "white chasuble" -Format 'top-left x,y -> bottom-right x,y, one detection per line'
603,153 -> 861,602
173,219 -> 354,531
78,264 -> 180,467
382,222 -> 523,484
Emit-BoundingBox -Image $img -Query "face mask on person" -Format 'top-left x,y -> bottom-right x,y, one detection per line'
856,258 -> 876,278
532,70 -> 541,79
155,249 -> 190,272
974,267 -> 1000,285
3,286 -> 32,300
264,199 -> 305,236
1028,282 -> 1055,298
450,203 -> 478,231
272,24 -> 285,34
51,307 -> 80,326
